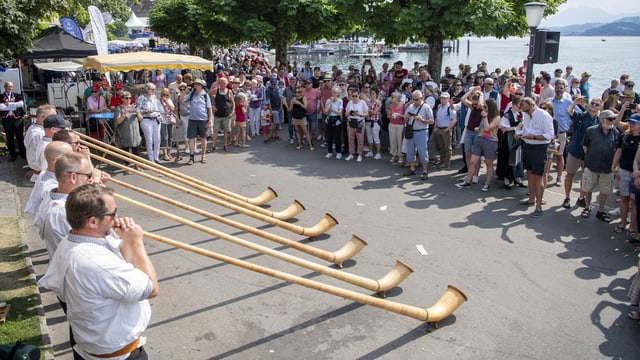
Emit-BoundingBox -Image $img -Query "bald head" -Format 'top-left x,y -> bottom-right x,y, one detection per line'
44,141 -> 73,171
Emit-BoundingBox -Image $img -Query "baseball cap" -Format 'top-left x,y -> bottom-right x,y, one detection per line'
440,92 -> 450,98
581,72 -> 591,78
554,68 -> 563,73
476,72 -> 485,77
44,114 -> 71,129
626,80 -> 635,87
629,113 -> 640,124
600,109 -> 616,119
114,83 -> 123,90
91,85 -> 100,92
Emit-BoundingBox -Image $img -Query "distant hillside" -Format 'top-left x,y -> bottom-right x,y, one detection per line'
549,16 -> 640,36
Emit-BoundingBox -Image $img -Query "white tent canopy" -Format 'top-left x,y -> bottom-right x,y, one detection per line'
34,61 -> 84,72
125,10 -> 146,30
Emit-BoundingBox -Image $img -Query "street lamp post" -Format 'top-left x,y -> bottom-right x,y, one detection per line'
524,2 -> 547,98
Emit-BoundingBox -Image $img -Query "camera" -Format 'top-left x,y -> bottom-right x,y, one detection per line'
350,110 -> 355,115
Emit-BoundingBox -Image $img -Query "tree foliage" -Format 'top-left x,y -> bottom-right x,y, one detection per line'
63,0 -> 131,27
0,0 -> 69,59
149,0 -> 360,64
365,0 -> 567,81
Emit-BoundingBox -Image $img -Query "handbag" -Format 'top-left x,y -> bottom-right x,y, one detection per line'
403,119 -> 415,139
348,117 -> 362,131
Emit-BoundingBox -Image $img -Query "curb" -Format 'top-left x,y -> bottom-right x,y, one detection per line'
1,157 -> 55,359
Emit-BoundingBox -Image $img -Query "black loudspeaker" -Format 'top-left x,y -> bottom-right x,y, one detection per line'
148,38 -> 156,48
533,30 -> 560,64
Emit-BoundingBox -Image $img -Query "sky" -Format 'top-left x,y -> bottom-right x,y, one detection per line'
556,0 -> 638,14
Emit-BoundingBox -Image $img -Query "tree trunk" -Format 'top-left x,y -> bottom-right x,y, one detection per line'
428,36 -> 444,84
273,28 -> 288,67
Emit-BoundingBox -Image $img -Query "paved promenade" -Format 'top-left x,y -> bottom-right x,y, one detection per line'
6,134 -> 640,359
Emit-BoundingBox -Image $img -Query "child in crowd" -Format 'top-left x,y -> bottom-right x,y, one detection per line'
235,92 -> 249,147
260,100 -> 272,142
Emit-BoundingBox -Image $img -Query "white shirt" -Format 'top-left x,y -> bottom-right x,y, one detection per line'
522,107 -> 554,145
345,100 -> 369,121
39,233 -> 152,359
25,170 -> 57,216
36,190 -> 69,257
24,124 -> 44,174
33,137 -> 52,179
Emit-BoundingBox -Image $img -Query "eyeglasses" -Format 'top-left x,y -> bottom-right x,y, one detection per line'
179,87 -> 187,90
68,171 -> 92,180
412,98 -> 421,101
604,117 -> 616,121
339,84 -> 346,86
91,91 -> 98,93
590,102 -> 601,106
515,93 -> 524,96
364,86 -> 370,88
95,208 -> 118,220
162,94 -> 170,97
123,97 -> 131,99
352,94 -> 359,97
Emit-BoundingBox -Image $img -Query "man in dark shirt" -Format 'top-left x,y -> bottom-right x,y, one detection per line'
580,109 -> 619,222
1,81 -> 26,161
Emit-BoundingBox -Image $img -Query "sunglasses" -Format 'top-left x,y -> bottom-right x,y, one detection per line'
68,171 -> 92,180
162,94 -> 170,97
123,97 -> 131,99
95,208 -> 118,219
604,117 -> 616,121
515,93 -> 524,96
352,94 -> 359,97
590,102 -> 601,106
91,91 -> 98,93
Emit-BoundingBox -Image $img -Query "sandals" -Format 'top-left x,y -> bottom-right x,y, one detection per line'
625,238 -> 640,246
186,157 -> 194,165
628,311 -> 640,320
613,225 -> 626,233
581,207 -> 591,218
201,157 -> 207,164
595,211 -> 611,223
174,156 -> 182,163
162,155 -> 171,161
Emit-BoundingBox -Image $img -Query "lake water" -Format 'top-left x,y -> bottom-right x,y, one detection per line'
287,36 -> 639,97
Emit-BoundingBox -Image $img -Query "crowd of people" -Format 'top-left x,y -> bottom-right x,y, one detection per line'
5,43 -> 640,354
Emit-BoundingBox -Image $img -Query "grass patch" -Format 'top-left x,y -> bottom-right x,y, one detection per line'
0,216 -> 45,355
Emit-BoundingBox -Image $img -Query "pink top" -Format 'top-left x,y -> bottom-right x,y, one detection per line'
387,102 -> 405,125
235,102 -> 247,122
302,88 -> 321,115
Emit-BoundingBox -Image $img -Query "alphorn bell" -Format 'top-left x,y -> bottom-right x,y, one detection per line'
143,231 -> 468,325
115,193 -> 413,295
110,177 -> 364,268
88,153 -> 337,237
78,137 -> 304,220
76,131 -> 277,205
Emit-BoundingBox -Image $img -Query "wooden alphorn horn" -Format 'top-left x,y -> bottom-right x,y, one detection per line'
143,231 -> 467,324
110,177 -> 364,268
116,193 -> 412,296
87,153 -> 337,237
76,131 -> 278,206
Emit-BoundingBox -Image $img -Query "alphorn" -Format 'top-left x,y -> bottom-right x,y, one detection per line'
78,136 -> 303,220
76,131 -> 277,205
88,153 -> 337,237
143,231 -> 467,325
116,193 -> 412,296
110,177 -> 364,268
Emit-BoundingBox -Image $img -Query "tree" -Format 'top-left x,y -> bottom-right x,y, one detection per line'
149,0 -> 360,64
63,0 -> 131,26
364,0 -> 567,82
0,0 -> 69,59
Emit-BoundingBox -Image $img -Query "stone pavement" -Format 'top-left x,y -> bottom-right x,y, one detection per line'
6,133 -> 640,359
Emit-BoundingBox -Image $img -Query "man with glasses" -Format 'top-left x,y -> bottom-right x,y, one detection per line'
403,90 -> 433,180
562,96 -> 603,209
40,184 -> 158,360
35,152 -> 94,257
517,97 -> 554,217
578,109 -> 620,222
548,79 -> 572,186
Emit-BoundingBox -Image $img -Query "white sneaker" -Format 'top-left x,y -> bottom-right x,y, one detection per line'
374,153 -> 382,160
356,155 -> 362,162
247,135 -> 252,141
609,207 -> 620,216
472,175 -> 479,184
325,153 -> 333,159
365,151 -> 374,158
345,154 -> 354,161
289,138 -> 294,144
363,146 -> 370,152
336,153 -> 342,159
316,135 -> 322,140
